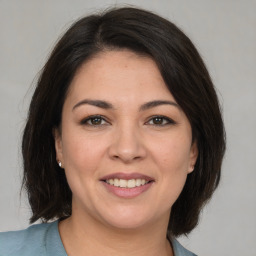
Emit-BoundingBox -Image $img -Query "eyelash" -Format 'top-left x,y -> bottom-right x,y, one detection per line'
146,115 -> 176,126
80,115 -> 109,126
80,115 -> 176,127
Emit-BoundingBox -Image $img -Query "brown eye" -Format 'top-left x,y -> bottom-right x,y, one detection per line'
147,116 -> 175,126
90,117 -> 103,125
81,115 -> 108,126
152,117 -> 164,125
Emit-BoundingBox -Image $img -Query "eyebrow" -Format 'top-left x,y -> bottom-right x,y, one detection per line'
139,100 -> 179,111
72,99 -> 179,111
72,99 -> 114,111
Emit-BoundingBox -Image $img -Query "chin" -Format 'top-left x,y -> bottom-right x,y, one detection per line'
97,206 -> 157,231
105,217 -> 150,230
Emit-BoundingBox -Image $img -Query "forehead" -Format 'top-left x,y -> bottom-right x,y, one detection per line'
66,50 -> 176,106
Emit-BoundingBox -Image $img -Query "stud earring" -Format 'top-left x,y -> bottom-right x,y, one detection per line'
58,161 -> 62,168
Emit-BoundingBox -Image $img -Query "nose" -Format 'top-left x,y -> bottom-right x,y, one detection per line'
108,123 -> 147,163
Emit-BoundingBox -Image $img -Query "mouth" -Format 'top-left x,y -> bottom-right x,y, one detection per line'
104,178 -> 151,188
100,173 -> 155,198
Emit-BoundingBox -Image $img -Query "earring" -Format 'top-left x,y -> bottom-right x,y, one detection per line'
58,161 -> 62,168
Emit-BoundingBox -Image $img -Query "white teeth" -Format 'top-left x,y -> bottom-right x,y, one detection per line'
127,179 -> 135,188
106,178 -> 149,188
119,179 -> 127,188
114,178 -> 119,187
136,179 -> 142,186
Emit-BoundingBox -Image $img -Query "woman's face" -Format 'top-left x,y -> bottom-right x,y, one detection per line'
55,50 -> 197,230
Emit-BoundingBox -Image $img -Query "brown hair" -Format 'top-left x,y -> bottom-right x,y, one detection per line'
22,7 -> 225,236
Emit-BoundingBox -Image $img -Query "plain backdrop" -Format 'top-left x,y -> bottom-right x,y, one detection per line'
0,1 -> 255,255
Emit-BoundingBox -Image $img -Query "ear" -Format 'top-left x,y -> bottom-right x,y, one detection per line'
53,128 -> 64,167
188,141 -> 198,174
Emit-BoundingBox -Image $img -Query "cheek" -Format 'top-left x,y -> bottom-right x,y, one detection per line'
153,136 -> 192,173
150,134 -> 192,205
60,134 -> 108,202
61,132 -> 107,174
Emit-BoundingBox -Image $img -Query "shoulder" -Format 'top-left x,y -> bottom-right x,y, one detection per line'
0,221 -> 59,256
172,238 -> 197,256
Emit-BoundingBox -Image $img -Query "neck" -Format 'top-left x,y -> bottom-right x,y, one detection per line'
59,211 -> 173,256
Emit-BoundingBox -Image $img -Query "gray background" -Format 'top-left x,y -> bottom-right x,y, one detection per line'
0,0 -> 255,255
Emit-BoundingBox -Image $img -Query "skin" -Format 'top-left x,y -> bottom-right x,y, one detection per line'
54,50 -> 198,256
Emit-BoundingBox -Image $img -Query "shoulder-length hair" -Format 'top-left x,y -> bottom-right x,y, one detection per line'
22,7 -> 225,236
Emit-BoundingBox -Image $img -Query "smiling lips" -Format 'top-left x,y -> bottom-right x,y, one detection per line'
100,173 -> 154,198
106,178 -> 149,188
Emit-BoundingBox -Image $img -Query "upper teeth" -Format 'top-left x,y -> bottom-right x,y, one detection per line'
106,178 -> 149,188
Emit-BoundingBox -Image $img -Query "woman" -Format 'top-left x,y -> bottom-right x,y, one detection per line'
0,7 -> 225,256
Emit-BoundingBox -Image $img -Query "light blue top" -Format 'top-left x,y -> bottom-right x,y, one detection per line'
0,221 -> 196,256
